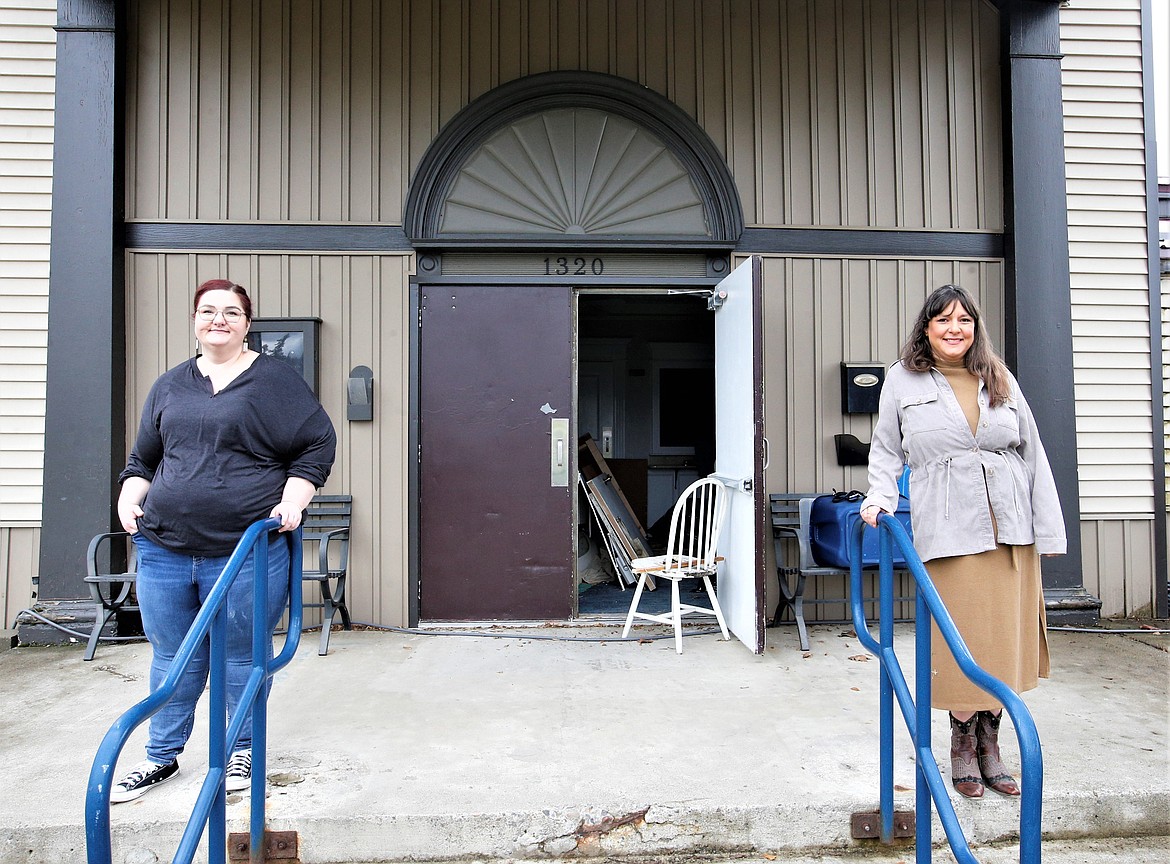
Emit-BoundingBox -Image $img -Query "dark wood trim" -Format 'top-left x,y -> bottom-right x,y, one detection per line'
124,221 -> 1002,260
413,274 -> 722,287
124,222 -> 411,252
738,228 -> 1003,258
1000,0 -> 1096,622
39,0 -> 124,600
408,283 -> 421,628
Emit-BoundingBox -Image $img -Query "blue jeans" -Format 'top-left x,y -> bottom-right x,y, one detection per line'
132,532 -> 291,765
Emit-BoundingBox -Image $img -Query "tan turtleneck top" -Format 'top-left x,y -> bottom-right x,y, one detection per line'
935,357 -> 980,436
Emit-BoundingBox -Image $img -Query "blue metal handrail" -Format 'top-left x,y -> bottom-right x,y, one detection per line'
85,518 -> 304,864
849,514 -> 1042,864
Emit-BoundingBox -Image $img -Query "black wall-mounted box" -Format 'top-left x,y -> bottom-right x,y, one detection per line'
841,362 -> 885,414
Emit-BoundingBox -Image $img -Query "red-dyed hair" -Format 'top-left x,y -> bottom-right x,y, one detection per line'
193,279 -> 253,320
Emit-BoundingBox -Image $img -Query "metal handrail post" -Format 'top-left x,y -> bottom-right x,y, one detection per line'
86,519 -> 303,864
849,514 -> 1044,864
250,534 -> 270,864
915,580 -> 931,863
879,528 -> 895,844
209,596 -> 228,864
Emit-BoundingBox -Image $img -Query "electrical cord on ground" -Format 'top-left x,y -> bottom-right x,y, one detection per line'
298,621 -> 724,643
14,608 -> 145,642
1047,625 -> 1170,634
21,604 -> 1166,647
17,608 -> 719,647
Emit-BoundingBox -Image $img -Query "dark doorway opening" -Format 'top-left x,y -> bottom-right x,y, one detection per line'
575,292 -> 715,619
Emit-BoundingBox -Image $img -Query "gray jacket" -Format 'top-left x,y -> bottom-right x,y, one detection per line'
862,361 -> 1066,563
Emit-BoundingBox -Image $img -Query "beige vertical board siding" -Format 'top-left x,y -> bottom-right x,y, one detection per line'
122,1 -> 1007,626
126,0 -> 1001,230
758,254 -> 1003,619
1060,0 -> 1157,616
1080,519 -> 1156,619
0,1 -> 53,531
1,526 -> 38,629
759,253 -> 1004,492
126,252 -> 411,627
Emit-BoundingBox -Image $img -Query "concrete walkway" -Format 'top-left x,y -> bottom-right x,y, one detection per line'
1,620 -> 1167,864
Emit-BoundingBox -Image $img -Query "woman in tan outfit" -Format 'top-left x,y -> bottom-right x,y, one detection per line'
861,284 -> 1066,799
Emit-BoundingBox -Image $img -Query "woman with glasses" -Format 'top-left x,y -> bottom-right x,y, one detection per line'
110,279 -> 336,802
860,284 -> 1065,801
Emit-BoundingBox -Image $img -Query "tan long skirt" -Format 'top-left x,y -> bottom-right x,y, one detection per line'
927,543 -> 1049,711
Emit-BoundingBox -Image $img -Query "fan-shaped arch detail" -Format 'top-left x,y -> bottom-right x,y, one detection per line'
405,71 -> 743,248
441,109 -> 707,237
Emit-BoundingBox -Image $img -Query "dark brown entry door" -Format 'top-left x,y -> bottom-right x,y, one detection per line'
419,284 -> 574,620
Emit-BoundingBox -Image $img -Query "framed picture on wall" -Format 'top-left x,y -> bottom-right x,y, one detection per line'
246,317 -> 322,395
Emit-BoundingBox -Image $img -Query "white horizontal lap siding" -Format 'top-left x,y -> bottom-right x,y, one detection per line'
0,2 -> 53,527
1060,0 -> 1152,521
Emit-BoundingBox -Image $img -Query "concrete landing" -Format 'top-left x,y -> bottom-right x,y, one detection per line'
1,621 -> 1166,863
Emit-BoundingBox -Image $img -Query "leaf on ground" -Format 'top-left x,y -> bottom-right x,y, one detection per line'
848,654 -> 870,662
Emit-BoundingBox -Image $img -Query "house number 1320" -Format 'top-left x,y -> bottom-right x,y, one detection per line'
543,256 -> 605,276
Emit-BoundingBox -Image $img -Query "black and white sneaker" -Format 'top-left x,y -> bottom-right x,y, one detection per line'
225,749 -> 252,792
110,758 -> 179,803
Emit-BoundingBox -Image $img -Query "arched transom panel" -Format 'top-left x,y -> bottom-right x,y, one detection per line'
405,71 -> 743,249
442,108 -> 706,237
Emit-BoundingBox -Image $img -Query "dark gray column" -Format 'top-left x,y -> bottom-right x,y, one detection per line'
38,0 -> 123,599
1000,0 -> 1099,623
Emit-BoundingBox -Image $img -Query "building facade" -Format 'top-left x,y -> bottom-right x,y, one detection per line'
3,0 -> 1166,648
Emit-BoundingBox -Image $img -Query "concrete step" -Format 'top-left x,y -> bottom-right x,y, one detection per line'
357,836 -> 1168,864
1,623 -> 1166,863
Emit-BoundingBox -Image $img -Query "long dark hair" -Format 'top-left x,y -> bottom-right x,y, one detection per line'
900,284 -> 1011,406
193,279 -> 253,321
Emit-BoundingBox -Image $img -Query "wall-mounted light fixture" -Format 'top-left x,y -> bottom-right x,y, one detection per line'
347,366 -> 374,421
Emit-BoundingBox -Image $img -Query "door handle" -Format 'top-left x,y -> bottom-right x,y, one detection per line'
550,417 -> 569,487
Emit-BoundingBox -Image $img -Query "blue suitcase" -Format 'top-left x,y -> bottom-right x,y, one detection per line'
809,492 -> 913,568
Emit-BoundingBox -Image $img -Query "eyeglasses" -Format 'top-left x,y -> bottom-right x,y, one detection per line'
195,306 -> 246,322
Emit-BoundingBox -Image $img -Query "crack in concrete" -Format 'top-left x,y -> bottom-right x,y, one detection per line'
570,806 -> 651,853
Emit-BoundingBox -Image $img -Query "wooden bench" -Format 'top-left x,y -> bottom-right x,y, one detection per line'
82,493 -> 353,660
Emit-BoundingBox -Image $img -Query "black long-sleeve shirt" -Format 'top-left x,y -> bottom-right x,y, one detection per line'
120,354 -> 337,555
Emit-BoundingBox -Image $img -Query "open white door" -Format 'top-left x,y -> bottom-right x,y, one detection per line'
712,256 -> 767,653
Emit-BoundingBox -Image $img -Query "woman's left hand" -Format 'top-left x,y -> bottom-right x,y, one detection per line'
860,504 -> 887,528
269,500 -> 304,532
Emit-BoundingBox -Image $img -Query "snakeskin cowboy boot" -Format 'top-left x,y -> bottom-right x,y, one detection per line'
976,710 -> 1021,796
949,713 -> 984,798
